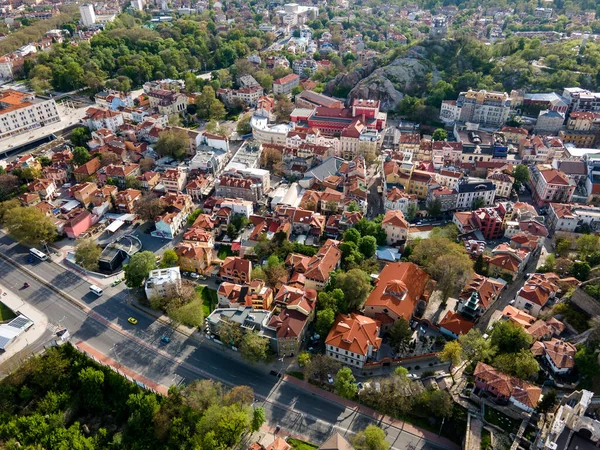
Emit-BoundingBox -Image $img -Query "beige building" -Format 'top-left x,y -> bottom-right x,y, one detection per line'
0,90 -> 61,139
381,210 -> 409,245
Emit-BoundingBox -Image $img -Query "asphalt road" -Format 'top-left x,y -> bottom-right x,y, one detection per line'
0,233 -> 452,449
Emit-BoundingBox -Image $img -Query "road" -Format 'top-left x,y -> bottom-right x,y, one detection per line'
0,233 -> 454,449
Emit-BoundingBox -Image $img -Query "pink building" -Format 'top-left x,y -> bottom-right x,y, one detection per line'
64,210 -> 94,239
530,165 -> 575,207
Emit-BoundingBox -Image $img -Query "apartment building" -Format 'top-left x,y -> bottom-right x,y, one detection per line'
147,89 -> 189,116
273,73 -> 300,96
161,168 -> 187,192
440,89 -> 511,127
0,90 -> 61,139
530,165 -> 575,207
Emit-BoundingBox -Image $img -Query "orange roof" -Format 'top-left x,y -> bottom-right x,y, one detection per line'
439,311 -> 474,336
460,274 -> 504,309
303,239 -> 341,283
381,210 -> 409,229
539,167 -> 570,186
531,338 -> 576,370
265,437 -> 291,450
364,262 -> 431,321
517,273 -> 560,307
474,362 -> 541,408
502,305 -> 535,327
325,313 -> 382,357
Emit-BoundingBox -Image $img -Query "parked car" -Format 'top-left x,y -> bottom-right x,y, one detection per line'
190,273 -> 200,279
160,336 -> 171,344
327,374 -> 334,384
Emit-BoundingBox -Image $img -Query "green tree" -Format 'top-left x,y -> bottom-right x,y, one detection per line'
472,197 -> 486,209
209,99 -> 227,121
405,203 -> 418,221
298,351 -> 311,367
494,349 -> 539,380
432,129 -> 448,141
236,114 -> 252,135
315,308 -> 336,337
70,127 -> 91,147
459,329 -> 496,362
334,367 -> 358,399
358,235 -> 377,258
394,366 -> 409,378
334,268 -> 372,311
0,199 -> 20,223
536,389 -> 557,413
155,128 -> 189,160
251,407 -> 266,432
426,198 -> 442,218
123,251 -> 156,288
136,195 -> 166,221
439,340 -> 463,366
572,261 -> 591,281
5,206 -> 57,247
125,176 -> 142,190
195,85 -> 217,120
577,234 -> 599,258
0,175 -> 20,201
78,367 -> 105,411
317,288 -> 344,313
513,164 -> 530,184
556,238 -> 571,257
343,228 -> 361,244
352,425 -> 390,450
240,332 -> 270,362
72,146 -> 91,166
490,321 -> 533,354
474,253 -> 486,275
429,390 -> 454,418
388,318 -> 412,350
347,200 -> 360,212
159,249 -> 179,268
74,239 -> 101,271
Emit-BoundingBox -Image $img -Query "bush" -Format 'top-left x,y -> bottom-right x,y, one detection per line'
421,370 -> 435,378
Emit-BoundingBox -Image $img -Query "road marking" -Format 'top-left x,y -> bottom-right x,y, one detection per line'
313,407 -> 322,412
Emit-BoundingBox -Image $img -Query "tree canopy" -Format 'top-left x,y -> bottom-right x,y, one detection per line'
124,250 -> 157,288
5,206 -> 57,247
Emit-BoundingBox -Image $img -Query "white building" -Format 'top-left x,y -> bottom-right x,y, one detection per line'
220,198 -> 254,218
454,179 -> 496,210
0,90 -> 61,139
144,267 -> 182,299
79,4 -> 96,26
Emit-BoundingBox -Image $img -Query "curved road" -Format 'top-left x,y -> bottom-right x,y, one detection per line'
0,233 -> 454,449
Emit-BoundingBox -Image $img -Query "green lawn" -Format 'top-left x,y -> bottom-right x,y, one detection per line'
484,407 -> 520,434
481,428 -> 492,450
287,438 -> 319,450
195,286 -> 218,318
217,245 -> 233,260
0,302 -> 16,321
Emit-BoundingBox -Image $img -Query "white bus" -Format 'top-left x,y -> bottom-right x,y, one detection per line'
29,248 -> 48,261
89,285 -> 103,296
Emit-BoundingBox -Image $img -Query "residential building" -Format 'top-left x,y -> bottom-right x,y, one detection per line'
292,58 -> 318,76
384,187 -> 418,214
102,163 -> 140,187
115,189 -> 141,213
453,206 -> 505,240
458,274 -> 505,319
219,257 -> 252,284
364,262 -> 433,329
534,109 -> 565,135
206,306 -> 272,346
427,185 -> 457,212
161,168 -> 187,192
455,179 -> 496,210
441,90 -> 511,127
513,272 -> 560,317
154,210 -> 186,240
147,89 -> 188,116
70,182 -> 99,207
217,86 -> 264,107
63,209 -> 94,239
273,73 -> 300,96
174,241 -> 214,274
0,90 -> 61,139
531,338 -> 576,375
83,107 -> 124,132
285,239 -> 341,290
381,210 -> 409,245
144,267 -> 182,299
318,433 -> 355,450
558,129 -> 596,148
547,203 -> 600,233
325,313 -> 382,368
486,171 -> 514,199
530,165 -> 575,207
216,175 -> 263,203
265,291 -> 315,356
27,179 -> 56,201
499,126 -> 528,145
439,311 -> 474,339
473,362 -> 542,413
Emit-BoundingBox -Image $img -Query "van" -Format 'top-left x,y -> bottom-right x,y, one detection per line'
89,285 -> 103,296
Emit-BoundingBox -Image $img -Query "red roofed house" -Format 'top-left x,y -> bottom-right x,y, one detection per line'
63,209 -> 94,239
439,311 -> 474,339
514,272 -> 560,317
459,274 -> 505,319
161,168 -> 187,192
474,362 -> 542,413
531,338 -> 576,375
174,241 -> 215,274
381,210 -> 409,245
273,73 -> 300,96
115,189 -> 142,213
325,313 -> 382,368
285,239 -> 341,290
364,262 -> 434,330
27,178 -> 57,201
530,165 -> 575,207
219,256 -> 252,284
74,157 -> 102,183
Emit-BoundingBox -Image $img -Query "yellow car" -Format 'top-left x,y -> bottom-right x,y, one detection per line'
128,317 -> 138,325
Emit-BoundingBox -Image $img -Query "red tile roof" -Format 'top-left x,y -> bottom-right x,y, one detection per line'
439,311 -> 474,337
474,362 -> 541,409
325,313 -> 382,357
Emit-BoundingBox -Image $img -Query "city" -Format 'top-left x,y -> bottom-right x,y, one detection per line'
0,1 -> 600,450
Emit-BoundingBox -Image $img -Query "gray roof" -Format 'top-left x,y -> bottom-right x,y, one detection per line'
457,180 -> 495,193
557,160 -> 587,176
0,314 -> 33,350
524,92 -> 566,105
207,306 -> 271,331
302,156 -> 345,182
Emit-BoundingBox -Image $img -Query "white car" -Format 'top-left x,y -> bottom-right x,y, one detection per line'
190,273 -> 200,279
327,374 -> 334,384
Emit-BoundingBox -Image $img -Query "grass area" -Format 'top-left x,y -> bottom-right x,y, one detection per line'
169,297 -> 204,328
288,371 -> 304,380
0,302 -> 16,321
484,407 -> 520,435
217,245 -> 233,260
481,428 -> 492,450
524,424 -> 538,442
287,438 -> 319,450
398,403 -> 467,445
196,286 -> 218,319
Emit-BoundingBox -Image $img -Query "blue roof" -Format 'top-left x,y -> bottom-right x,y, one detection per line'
376,247 -> 401,262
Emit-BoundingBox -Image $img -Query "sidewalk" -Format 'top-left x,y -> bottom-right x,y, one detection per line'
284,375 -> 461,450
0,283 -> 49,365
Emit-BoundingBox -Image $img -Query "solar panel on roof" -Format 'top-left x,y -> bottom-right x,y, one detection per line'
8,316 -> 33,330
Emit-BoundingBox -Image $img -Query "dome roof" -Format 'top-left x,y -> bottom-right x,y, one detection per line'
385,280 -> 408,294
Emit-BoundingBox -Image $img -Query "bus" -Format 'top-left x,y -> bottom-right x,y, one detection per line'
29,248 -> 48,261
89,285 -> 103,296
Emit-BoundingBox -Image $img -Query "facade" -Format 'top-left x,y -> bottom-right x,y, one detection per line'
219,257 -> 252,284
175,241 -> 214,274
384,187 -> 418,214
441,90 -> 511,127
534,109 -> 565,135
514,272 -> 560,317
530,165 -> 575,207
79,3 -> 96,26
273,74 -> 300,96
455,179 -> 496,210
531,338 -> 576,375
325,313 -> 382,368
0,90 -> 61,139
161,168 -> 187,192
381,210 -> 409,245
147,90 -> 188,116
